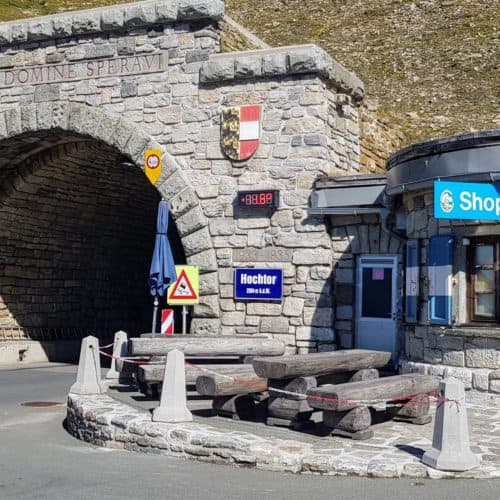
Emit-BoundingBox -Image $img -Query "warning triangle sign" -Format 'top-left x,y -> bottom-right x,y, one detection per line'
169,269 -> 198,301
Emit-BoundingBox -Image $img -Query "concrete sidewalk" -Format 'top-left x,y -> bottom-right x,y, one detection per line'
66,380 -> 500,479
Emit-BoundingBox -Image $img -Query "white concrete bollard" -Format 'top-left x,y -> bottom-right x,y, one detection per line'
152,348 -> 192,423
70,336 -> 106,395
106,330 -> 129,381
422,377 -> 480,471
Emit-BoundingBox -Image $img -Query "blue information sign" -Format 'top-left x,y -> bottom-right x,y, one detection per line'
434,181 -> 500,221
234,268 -> 283,301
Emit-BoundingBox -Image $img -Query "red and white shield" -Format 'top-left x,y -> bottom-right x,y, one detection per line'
221,105 -> 261,161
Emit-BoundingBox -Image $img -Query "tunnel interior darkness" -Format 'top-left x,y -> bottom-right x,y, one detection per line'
0,131 -> 186,340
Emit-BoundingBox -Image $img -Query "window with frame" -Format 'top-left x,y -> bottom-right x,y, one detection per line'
468,237 -> 500,323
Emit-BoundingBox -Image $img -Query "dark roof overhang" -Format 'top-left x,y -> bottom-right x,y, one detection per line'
310,174 -> 388,214
386,129 -> 500,195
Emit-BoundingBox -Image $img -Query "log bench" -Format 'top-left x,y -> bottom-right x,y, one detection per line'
196,369 -> 268,420
129,336 -> 284,417
252,349 -> 391,429
306,374 -> 440,440
138,363 -> 256,387
137,362 -> 256,397
137,362 -> 268,419
129,335 -> 285,358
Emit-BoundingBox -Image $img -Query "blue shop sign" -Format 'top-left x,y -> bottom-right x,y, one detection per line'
234,268 -> 283,301
434,181 -> 500,220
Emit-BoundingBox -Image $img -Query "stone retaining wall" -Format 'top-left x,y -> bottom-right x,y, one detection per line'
401,359 -> 500,395
66,392 -> 498,478
0,339 -> 81,364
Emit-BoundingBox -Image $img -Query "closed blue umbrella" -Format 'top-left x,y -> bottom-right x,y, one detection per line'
148,200 -> 177,336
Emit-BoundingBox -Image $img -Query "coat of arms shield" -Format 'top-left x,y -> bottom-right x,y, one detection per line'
221,105 -> 261,161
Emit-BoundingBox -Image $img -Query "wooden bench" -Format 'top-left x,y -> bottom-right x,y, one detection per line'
129,335 -> 285,358
129,335 -> 284,413
138,362 -> 256,387
196,370 -> 267,396
136,361 -> 268,419
196,369 -> 268,420
252,349 -> 391,429
307,374 -> 440,439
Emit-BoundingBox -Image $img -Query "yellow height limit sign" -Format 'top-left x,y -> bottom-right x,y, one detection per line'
144,149 -> 162,185
167,266 -> 199,305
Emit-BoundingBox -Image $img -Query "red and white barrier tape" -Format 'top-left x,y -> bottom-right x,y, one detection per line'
185,359 -> 447,407
304,390 -> 446,408
184,360 -> 234,380
100,342 -> 115,350
95,347 -> 150,365
94,344 -> 454,407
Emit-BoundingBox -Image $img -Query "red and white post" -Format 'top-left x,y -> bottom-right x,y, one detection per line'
161,309 -> 174,335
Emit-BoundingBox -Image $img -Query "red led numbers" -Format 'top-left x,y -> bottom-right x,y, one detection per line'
245,193 -> 270,205
238,190 -> 279,208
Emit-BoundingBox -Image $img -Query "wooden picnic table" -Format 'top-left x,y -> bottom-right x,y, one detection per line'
251,349 -> 391,429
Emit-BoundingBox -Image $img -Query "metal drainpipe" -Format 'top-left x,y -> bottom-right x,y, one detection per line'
380,208 -> 408,242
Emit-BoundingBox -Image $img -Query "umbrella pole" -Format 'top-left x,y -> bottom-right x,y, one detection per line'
152,296 -> 159,337
182,306 -> 188,335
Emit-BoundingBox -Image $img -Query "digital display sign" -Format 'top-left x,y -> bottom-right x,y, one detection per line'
237,190 -> 279,208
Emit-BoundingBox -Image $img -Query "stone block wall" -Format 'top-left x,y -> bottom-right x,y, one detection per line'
0,140 -> 167,336
184,44 -> 364,347
0,1 -> 370,348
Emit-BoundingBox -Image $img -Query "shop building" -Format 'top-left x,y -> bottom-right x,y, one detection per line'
312,130 -> 500,393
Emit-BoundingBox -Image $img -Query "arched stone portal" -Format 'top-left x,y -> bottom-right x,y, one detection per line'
0,0 -> 375,364
0,102 -> 219,347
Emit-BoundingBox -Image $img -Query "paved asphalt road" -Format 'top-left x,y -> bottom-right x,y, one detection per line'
0,363 -> 497,500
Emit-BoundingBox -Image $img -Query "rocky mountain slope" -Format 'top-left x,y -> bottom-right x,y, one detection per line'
1,0 -> 498,147
225,0 -> 499,146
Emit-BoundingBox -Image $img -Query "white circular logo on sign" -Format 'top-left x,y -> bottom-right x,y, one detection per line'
440,189 -> 454,213
146,154 -> 160,169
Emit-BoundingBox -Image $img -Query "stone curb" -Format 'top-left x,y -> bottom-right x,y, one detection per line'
0,0 -> 224,47
66,392 -> 499,479
400,359 -> 500,397
199,44 -> 365,102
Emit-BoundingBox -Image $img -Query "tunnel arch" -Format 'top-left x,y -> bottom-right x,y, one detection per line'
0,102 -> 220,341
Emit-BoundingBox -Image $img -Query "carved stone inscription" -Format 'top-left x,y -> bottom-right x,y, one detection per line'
234,247 -> 294,262
0,53 -> 167,88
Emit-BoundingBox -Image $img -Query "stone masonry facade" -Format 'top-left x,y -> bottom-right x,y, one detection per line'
0,140 -> 162,335
0,1 -> 368,351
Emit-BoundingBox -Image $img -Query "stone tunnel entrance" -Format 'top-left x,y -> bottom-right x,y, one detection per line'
0,131 -> 186,344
